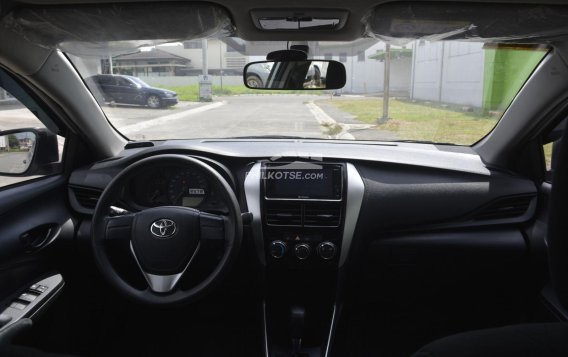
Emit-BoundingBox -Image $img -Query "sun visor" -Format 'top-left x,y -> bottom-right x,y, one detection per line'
1,3 -> 235,55
364,2 -> 568,43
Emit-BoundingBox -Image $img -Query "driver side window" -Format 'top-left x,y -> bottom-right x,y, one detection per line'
0,70 -> 65,189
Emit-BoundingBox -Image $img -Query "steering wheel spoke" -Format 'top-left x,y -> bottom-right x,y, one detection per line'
104,214 -> 135,241
129,241 -> 200,294
200,211 -> 226,242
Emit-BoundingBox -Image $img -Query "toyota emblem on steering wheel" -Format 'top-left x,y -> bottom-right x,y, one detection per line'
150,219 -> 177,238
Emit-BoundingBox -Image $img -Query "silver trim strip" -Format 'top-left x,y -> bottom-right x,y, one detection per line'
262,300 -> 269,357
324,304 -> 338,357
129,241 -> 200,293
340,163 -> 364,267
244,163 -> 266,265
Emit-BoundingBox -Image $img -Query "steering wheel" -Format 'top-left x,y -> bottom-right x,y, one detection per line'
91,154 -> 242,305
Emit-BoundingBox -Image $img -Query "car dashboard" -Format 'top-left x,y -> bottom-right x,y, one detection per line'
66,138 -> 538,356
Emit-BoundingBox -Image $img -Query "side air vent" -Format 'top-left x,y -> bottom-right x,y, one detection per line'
71,186 -> 102,209
304,203 -> 341,227
265,202 -> 302,226
473,195 -> 535,221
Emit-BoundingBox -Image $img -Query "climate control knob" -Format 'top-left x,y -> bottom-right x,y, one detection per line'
294,243 -> 311,260
317,242 -> 337,260
270,240 -> 287,259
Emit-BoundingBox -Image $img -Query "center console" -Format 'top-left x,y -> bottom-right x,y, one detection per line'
244,160 -> 364,357
263,162 -> 344,267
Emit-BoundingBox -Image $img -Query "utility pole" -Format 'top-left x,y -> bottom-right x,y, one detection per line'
108,53 -> 114,74
202,39 -> 209,76
199,39 -> 212,101
219,42 -> 224,91
438,42 -> 445,103
379,43 -> 391,123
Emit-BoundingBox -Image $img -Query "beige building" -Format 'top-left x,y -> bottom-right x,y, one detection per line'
110,39 -> 249,77
112,49 -> 191,77
159,39 -> 248,75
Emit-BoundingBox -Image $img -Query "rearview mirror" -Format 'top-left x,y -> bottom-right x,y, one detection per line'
243,60 -> 346,90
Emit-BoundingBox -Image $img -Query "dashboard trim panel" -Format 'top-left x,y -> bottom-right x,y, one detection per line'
340,163 -> 364,267
244,162 -> 266,265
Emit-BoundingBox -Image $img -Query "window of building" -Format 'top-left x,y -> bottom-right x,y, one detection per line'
357,51 -> 365,62
339,53 -> 347,62
183,41 -> 203,49
324,53 -> 333,60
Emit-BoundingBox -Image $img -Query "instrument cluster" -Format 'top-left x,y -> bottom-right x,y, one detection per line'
127,165 -> 228,213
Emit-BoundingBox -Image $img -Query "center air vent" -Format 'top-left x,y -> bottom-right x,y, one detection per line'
70,186 -> 102,209
264,201 -> 342,227
304,203 -> 341,227
473,195 -> 535,221
265,202 -> 302,226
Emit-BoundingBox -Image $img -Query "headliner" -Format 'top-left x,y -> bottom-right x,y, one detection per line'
4,0 -> 568,41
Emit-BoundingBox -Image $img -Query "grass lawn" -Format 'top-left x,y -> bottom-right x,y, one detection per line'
324,98 -> 499,145
158,84 -> 323,101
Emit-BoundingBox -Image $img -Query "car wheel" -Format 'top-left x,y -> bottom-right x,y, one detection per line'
246,75 -> 263,88
146,95 -> 162,108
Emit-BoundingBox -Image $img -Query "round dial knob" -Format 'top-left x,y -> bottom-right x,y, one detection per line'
270,240 -> 287,259
294,243 -> 311,260
317,242 -> 337,260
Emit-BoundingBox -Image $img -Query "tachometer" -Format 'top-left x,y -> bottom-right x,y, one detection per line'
167,169 -> 209,207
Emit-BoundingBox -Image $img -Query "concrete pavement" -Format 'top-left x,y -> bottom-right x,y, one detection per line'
0,152 -> 30,173
108,95 -> 330,141
103,95 -> 396,141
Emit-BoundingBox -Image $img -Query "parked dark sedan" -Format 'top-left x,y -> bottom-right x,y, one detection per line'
85,74 -> 178,108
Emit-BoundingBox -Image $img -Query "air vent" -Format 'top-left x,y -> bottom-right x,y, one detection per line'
473,195 -> 534,221
265,202 -> 302,226
304,203 -> 341,227
71,186 -> 102,209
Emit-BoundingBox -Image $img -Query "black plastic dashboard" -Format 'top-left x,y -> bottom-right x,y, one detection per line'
65,139 -> 539,357
68,139 -> 537,235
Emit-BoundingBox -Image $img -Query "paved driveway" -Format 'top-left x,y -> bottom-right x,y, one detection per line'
107,95 -> 330,140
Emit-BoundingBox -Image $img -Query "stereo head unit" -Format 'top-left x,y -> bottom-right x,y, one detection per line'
263,162 -> 343,201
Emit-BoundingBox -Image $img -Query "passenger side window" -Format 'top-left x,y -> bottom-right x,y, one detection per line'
0,70 -> 65,189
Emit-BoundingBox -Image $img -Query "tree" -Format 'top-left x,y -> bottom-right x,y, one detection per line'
369,47 -> 412,62
7,134 -> 18,149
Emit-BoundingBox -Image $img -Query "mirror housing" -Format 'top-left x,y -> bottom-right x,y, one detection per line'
0,128 -> 59,176
243,60 -> 346,90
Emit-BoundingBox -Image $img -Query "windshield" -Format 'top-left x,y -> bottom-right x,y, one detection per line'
68,39 -> 547,145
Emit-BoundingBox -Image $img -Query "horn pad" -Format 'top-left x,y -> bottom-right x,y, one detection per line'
131,206 -> 200,275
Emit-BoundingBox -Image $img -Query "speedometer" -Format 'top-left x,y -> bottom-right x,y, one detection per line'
167,169 -> 209,207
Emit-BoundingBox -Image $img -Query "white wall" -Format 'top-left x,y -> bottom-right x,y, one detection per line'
320,42 -> 411,95
158,40 -> 248,71
441,42 -> 485,107
411,41 -> 484,107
